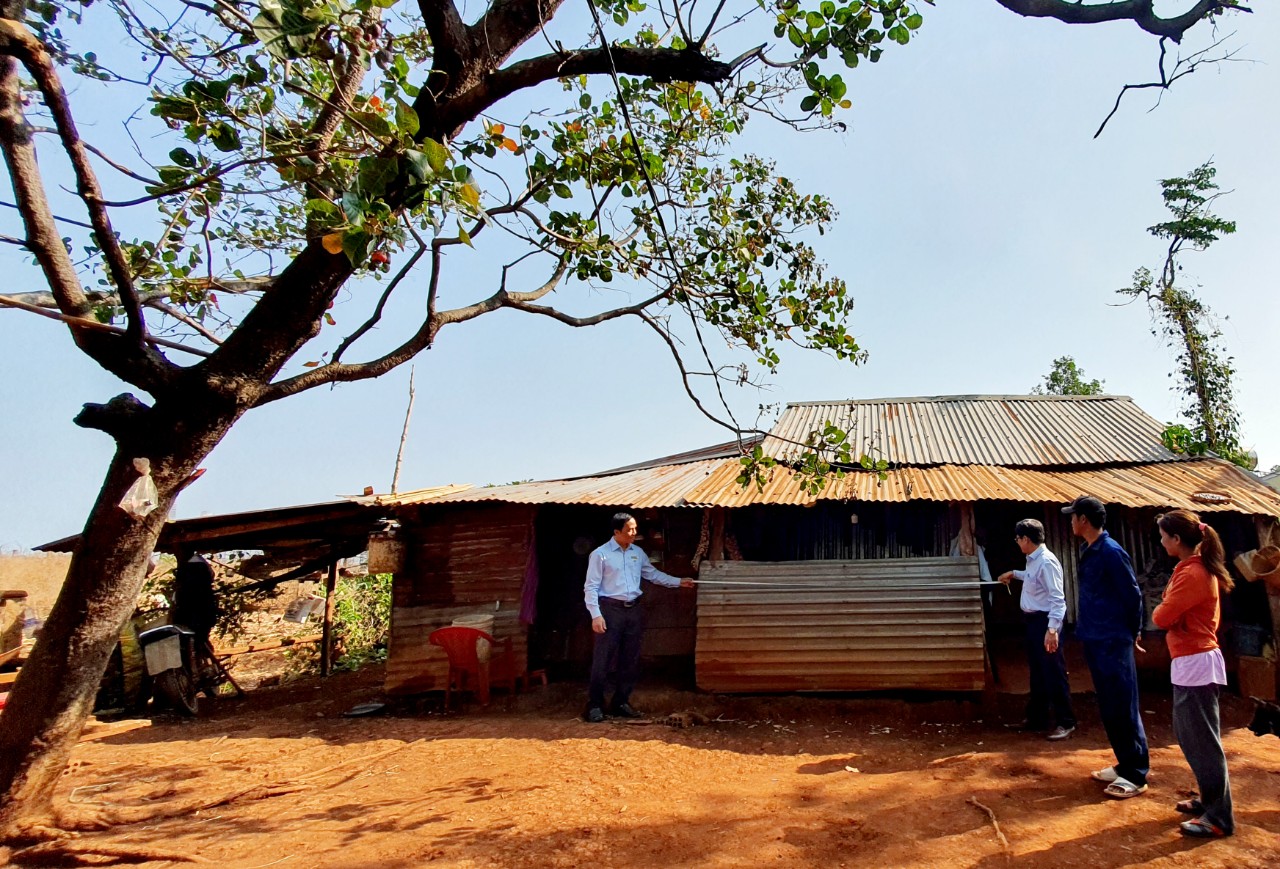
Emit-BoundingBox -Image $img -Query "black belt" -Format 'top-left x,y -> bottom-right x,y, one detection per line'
601,597 -> 639,608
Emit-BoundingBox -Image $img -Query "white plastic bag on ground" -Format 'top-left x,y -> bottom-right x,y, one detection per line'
119,457 -> 159,519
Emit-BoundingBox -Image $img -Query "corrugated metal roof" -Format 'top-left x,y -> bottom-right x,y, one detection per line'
587,435 -> 762,476
763,395 -> 1179,466
684,457 -> 1280,515
393,460 -> 725,509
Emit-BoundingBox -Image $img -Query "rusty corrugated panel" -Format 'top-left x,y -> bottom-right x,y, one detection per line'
417,460 -> 724,508
685,458 -> 1280,516
387,504 -> 533,695
763,396 -> 1177,466
695,557 -> 985,693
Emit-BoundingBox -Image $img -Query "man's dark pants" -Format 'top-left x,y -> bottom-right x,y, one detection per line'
588,598 -> 644,712
1083,638 -> 1149,786
1023,611 -> 1075,729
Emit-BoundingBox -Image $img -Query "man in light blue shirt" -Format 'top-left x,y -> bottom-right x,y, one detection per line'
584,512 -> 693,723
998,518 -> 1076,741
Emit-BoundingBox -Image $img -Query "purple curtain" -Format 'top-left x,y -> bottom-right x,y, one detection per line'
519,523 -> 539,625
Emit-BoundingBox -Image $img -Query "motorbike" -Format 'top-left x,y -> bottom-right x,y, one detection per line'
137,622 -> 234,715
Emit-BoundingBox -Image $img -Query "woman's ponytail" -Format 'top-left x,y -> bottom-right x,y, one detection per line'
1157,509 -> 1234,592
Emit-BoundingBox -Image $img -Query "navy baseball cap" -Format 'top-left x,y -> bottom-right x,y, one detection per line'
1061,495 -> 1105,516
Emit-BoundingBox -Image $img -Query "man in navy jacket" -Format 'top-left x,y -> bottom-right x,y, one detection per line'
1064,495 -> 1150,798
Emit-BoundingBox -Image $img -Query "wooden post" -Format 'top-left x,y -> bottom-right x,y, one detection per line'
321,558 -> 338,676
709,507 -> 726,564
957,502 -> 976,557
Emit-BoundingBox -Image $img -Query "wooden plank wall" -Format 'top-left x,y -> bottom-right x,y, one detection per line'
696,557 -> 985,693
386,504 -> 534,695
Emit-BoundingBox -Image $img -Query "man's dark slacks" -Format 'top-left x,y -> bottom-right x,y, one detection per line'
1023,611 -> 1075,729
1083,637 -> 1149,786
588,598 -> 644,711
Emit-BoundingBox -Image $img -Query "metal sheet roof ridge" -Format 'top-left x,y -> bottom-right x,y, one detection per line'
782,394 -> 1132,407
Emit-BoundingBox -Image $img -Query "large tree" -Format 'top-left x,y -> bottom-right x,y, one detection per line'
1032,355 -> 1105,396
0,0 -> 1245,839
1117,161 -> 1251,467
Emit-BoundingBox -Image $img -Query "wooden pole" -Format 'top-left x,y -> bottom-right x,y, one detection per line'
391,366 -> 415,495
321,558 -> 338,676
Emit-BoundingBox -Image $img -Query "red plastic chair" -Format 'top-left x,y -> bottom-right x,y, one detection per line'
427,626 -> 515,709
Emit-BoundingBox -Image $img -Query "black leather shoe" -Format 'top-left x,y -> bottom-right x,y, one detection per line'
585,707 -> 605,723
610,703 -> 643,719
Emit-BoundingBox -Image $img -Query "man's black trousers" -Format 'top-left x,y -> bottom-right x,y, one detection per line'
1022,610 -> 1075,729
588,598 -> 644,712
1083,637 -> 1150,786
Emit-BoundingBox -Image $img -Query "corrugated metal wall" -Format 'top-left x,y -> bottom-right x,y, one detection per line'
695,557 -> 985,693
386,504 -> 534,695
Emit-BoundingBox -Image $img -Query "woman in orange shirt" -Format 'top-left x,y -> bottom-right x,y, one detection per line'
1152,509 -> 1235,838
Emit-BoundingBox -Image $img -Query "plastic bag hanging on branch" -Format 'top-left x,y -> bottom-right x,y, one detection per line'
118,457 -> 159,519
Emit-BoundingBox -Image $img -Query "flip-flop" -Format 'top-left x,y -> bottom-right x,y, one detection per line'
1091,766 -> 1118,783
1179,818 -> 1228,838
1103,778 -> 1148,800
1175,798 -> 1204,815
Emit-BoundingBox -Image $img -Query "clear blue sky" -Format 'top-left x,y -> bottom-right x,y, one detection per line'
2,3 -> 1277,550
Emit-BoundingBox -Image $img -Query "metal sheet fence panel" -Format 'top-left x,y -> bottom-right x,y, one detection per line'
695,557 -> 985,693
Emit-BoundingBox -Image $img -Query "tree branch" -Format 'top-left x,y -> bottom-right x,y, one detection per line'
420,0 -> 472,76
256,255 -> 574,404
470,0 -> 567,69
0,293 -> 211,357
0,18 -> 147,340
428,45 -> 733,138
995,0 -> 1249,43
142,298 -> 223,345
331,233 -> 427,364
1093,34 -> 1242,137
636,309 -> 746,436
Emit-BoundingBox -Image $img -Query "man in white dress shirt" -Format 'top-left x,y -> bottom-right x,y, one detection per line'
999,518 -> 1076,741
583,512 -> 693,723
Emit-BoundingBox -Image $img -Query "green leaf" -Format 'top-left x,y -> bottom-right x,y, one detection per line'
357,155 -> 398,198
905,13 -> 924,30
342,229 -> 370,266
252,1 -> 321,61
394,99 -> 419,138
458,223 -> 473,247
352,111 -> 393,139
421,138 -> 450,175
169,148 -> 196,168
799,94 -> 818,113
207,121 -> 241,152
403,150 -> 432,182
341,191 -> 365,226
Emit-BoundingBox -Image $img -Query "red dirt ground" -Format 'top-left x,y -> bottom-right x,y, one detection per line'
3,666 -> 1278,868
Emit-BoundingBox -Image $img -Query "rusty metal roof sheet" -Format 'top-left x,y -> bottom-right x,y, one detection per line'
684,457 -> 1280,515
390,460 -> 725,509
764,395 -> 1178,466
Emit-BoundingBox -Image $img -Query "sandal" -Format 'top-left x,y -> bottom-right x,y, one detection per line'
1090,766 -> 1118,783
1103,778 -> 1148,799
1179,818 -> 1228,838
1175,798 -> 1204,815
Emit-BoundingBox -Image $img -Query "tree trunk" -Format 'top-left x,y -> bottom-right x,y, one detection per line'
0,416 -> 226,842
